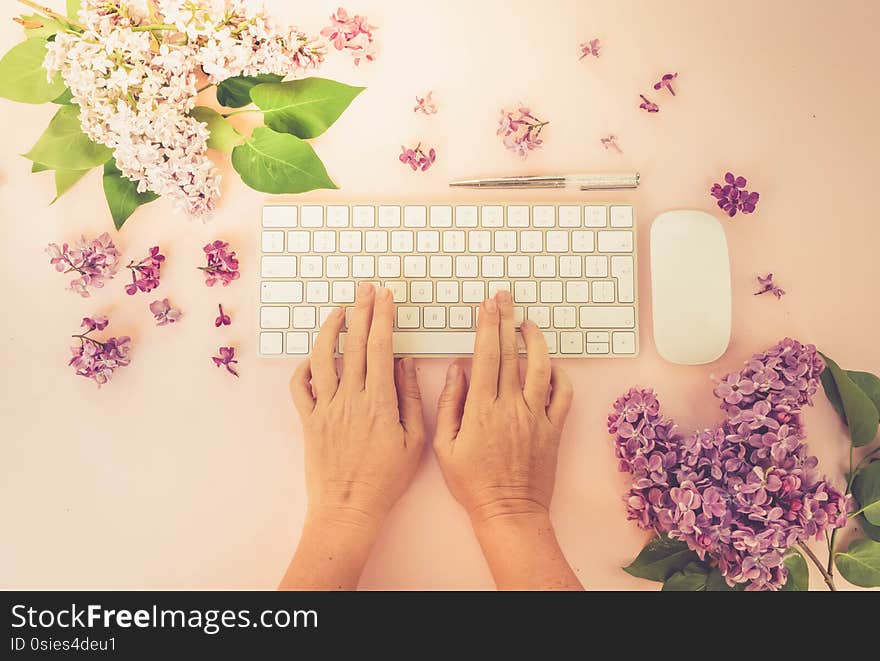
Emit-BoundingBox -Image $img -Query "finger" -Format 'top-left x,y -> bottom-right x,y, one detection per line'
470,297 -> 500,399
395,358 -> 425,444
434,363 -> 467,448
521,319 -> 551,413
289,359 -> 316,417
496,290 -> 521,396
546,365 -> 574,430
366,287 -> 395,392
311,306 -> 344,401
341,282 -> 375,390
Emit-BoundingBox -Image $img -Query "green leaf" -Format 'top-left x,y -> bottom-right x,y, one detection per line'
622,535 -> 700,582
52,168 -> 90,203
67,0 -> 82,20
0,38 -> 67,104
848,371 -> 880,416
23,105 -> 111,171
31,161 -> 50,173
53,88 -> 73,105
190,106 -> 243,153
102,159 -> 158,230
20,14 -> 70,39
853,461 -> 880,526
250,78 -> 365,139
231,127 -> 337,194
819,353 -> 879,447
857,513 -> 880,542
706,568 -> 744,591
780,549 -> 809,591
662,562 -> 711,591
216,74 -> 283,108
835,538 -> 880,588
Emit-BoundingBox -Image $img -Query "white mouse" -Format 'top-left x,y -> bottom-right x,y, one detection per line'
650,210 -> 731,365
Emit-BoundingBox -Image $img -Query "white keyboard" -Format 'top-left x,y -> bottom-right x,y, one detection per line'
259,204 -> 639,357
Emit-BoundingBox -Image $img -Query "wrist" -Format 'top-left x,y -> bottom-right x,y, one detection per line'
305,503 -> 385,540
469,498 -> 552,536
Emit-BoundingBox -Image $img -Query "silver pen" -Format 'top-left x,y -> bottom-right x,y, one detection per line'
449,172 -> 640,191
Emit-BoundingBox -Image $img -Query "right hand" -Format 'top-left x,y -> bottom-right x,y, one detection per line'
432,291 -> 573,525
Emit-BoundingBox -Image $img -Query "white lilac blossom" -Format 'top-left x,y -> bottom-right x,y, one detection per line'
608,338 -> 850,590
44,1 -> 325,217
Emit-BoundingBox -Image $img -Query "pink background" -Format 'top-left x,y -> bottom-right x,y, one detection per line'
1,0 -> 878,590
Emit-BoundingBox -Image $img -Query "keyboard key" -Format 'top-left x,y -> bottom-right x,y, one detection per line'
312,230 -> 336,253
261,306 -> 290,329
558,206 -> 581,227
462,281 -> 485,302
592,281 -> 615,303
584,206 -> 607,227
262,206 -> 297,227
543,331 -> 558,354
339,231 -> 362,253
437,281 -> 459,303
528,306 -> 551,328
455,256 -> 478,277
611,256 -> 635,303
306,281 -> 330,303
612,331 -> 636,354
481,256 -> 504,277
494,230 -> 517,252
260,332 -> 283,355
488,281 -> 511,298
390,230 -> 412,252
469,230 -> 491,252
572,230 -> 595,252
293,306 -> 317,328
378,256 -> 401,278
378,205 -> 401,227
326,256 -> 348,278
327,205 -> 349,227
546,230 -> 568,252
341,331 -> 477,354
262,255 -> 296,278
585,255 -> 608,277
262,230 -> 284,253
554,306 -> 577,328
455,206 -> 478,227
579,306 -> 635,328
566,281 -> 589,303
513,306 -> 525,324
481,205 -> 504,227
403,255 -> 426,277
352,256 -> 375,278
449,306 -> 472,328
442,230 -> 466,252
262,281 -> 302,303
423,307 -> 446,328
610,206 -> 633,227
285,332 -> 309,354
301,205 -> 323,227
533,206 -> 555,227
430,255 -> 453,277
587,331 -> 610,342
300,256 -> 322,278
507,205 -> 530,227
598,230 -> 633,252
520,230 -> 542,252
540,281 -> 563,303
404,205 -> 427,227
508,256 -> 530,277
533,256 -> 556,277
587,342 -> 610,354
429,206 -> 453,227
417,230 -> 440,252
397,307 -> 420,328
332,281 -> 355,303
385,281 -> 407,303
287,230 -> 309,253
514,281 -> 537,303
560,256 -> 582,278
352,205 -> 375,227
561,331 -> 584,354
410,281 -> 433,302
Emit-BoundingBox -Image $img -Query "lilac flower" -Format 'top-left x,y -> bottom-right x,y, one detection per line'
579,38 -> 601,59
200,240 -> 240,287
69,315 -> 131,387
755,273 -> 785,299
497,106 -> 548,158
399,143 -> 437,172
653,72 -> 679,95
149,298 -> 182,326
46,233 -> 121,297
608,338 -> 849,590
710,171 -> 760,217
638,94 -> 659,113
600,134 -> 622,153
321,7 -> 377,65
414,91 -> 437,115
125,245 -> 165,295
215,303 -> 231,327
213,346 -> 239,377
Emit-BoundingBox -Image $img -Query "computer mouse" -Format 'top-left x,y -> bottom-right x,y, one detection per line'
650,210 -> 731,365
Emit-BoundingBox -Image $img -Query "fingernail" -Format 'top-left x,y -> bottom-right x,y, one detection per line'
357,282 -> 374,298
404,357 -> 416,375
335,307 -> 345,319
497,290 -> 511,304
447,363 -> 459,381
377,286 -> 391,301
485,298 -> 497,313
521,319 -> 533,329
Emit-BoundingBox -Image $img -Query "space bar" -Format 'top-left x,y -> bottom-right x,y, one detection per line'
339,331 -> 476,354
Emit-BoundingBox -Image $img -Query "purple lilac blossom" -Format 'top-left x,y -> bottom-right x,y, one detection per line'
149,298 -> 182,325
46,233 -> 121,297
653,72 -> 678,95
125,245 -> 165,295
215,303 -> 231,327
608,338 -> 850,590
638,94 -> 659,113
755,273 -> 786,299
69,315 -> 131,386
399,144 -> 437,171
710,171 -> 760,217
200,240 -> 240,287
213,346 -> 239,377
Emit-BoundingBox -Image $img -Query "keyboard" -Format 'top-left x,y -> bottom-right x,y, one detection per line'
259,203 -> 639,357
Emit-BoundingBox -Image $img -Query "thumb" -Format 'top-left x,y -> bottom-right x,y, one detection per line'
434,363 -> 467,448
